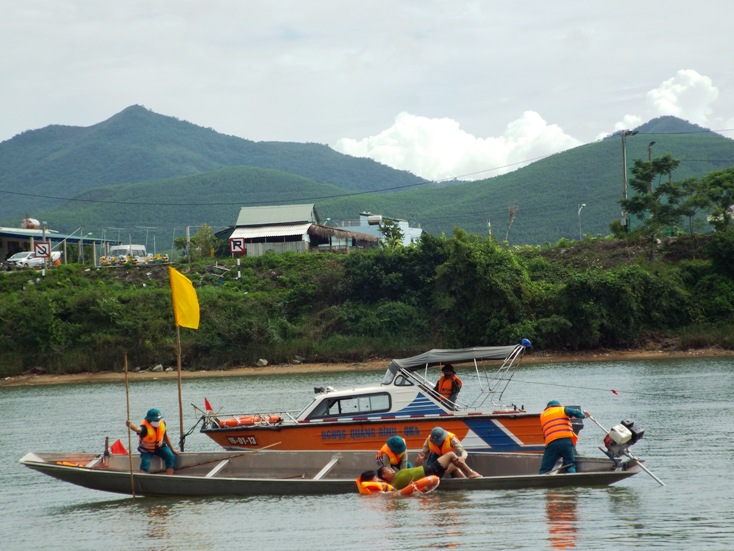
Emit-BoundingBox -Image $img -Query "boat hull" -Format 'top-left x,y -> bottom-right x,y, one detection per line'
201,413 -> 547,453
20,450 -> 640,497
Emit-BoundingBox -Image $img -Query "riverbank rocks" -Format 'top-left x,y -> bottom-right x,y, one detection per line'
256,359 -> 268,367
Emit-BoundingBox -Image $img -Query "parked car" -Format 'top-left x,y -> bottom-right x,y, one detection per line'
4,251 -> 35,269
4,250 -> 61,269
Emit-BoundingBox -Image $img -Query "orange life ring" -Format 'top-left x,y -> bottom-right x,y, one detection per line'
399,475 -> 440,496
218,414 -> 282,427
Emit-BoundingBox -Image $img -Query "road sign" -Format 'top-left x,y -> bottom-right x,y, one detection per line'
34,241 -> 52,258
229,237 -> 246,255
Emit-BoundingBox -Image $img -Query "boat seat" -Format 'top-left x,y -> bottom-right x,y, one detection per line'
312,456 -> 340,480
205,459 -> 230,478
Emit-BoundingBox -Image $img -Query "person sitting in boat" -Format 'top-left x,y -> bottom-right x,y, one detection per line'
420,426 -> 469,472
538,401 -> 590,475
378,450 -> 480,490
356,470 -> 396,494
125,408 -> 179,475
434,364 -> 462,406
375,436 -> 409,471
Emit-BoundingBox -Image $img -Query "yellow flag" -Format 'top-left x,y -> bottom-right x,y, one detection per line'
168,266 -> 200,330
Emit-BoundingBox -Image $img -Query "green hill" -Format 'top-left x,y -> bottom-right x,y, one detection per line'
0,105 -> 425,222
2,109 -> 733,245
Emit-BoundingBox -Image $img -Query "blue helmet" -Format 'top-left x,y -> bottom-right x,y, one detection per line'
387,436 -> 407,454
430,426 -> 448,445
546,400 -> 561,408
145,408 -> 163,421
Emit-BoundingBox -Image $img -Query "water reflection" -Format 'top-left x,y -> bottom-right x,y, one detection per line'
545,490 -> 579,549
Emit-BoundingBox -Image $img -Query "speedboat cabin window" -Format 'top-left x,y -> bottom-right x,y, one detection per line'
393,375 -> 414,386
306,393 -> 391,419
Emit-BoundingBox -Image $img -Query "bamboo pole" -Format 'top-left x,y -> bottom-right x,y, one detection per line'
176,325 -> 184,451
124,353 -> 136,497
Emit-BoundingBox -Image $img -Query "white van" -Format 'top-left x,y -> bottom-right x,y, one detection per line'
105,244 -> 147,265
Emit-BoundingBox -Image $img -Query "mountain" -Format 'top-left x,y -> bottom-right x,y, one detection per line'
0,105 -> 427,222
1,109 -> 733,245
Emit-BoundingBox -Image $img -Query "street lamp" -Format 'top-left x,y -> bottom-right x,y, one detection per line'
577,203 -> 586,240
621,130 -> 638,229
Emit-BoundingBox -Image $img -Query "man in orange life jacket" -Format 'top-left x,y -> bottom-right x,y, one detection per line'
126,408 -> 179,475
434,364 -> 462,405
418,426 -> 479,478
375,435 -> 409,471
539,401 -> 589,474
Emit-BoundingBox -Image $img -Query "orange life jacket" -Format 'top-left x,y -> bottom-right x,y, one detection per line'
540,406 -> 574,445
436,374 -> 462,399
355,477 -> 395,495
139,419 -> 166,451
375,443 -> 405,467
427,431 -> 457,456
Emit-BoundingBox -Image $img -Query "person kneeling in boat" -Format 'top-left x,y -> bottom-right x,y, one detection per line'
379,450 -> 480,490
539,401 -> 590,474
126,408 -> 179,475
421,426 -> 472,474
375,436 -> 410,471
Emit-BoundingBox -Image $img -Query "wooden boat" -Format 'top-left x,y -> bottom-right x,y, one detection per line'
200,341 -> 572,454
20,449 -> 642,497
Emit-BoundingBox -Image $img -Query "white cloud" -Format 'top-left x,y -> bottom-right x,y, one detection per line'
647,70 -> 719,124
611,70 -> 720,135
333,111 -> 582,181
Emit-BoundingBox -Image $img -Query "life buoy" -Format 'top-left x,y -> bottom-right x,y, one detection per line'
398,475 -> 440,496
217,414 -> 282,427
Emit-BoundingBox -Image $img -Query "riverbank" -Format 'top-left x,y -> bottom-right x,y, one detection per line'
3,347 -> 733,388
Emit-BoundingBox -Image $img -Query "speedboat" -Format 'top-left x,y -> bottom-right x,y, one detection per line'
199,341 -> 565,454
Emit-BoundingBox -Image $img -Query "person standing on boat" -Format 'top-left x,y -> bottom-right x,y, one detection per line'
434,364 -> 462,405
539,401 -> 589,474
375,435 -> 409,471
126,408 -> 179,475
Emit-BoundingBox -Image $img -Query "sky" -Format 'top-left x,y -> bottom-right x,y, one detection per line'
3,1 -> 733,182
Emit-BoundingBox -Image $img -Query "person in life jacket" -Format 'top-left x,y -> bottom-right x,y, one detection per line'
375,436 -> 409,471
126,408 -> 179,475
434,364 -> 462,406
417,426 -> 480,478
539,401 -> 589,474
356,470 -> 396,494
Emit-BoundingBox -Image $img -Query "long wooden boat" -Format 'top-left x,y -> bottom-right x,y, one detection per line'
200,342 -> 571,454
20,449 -> 642,497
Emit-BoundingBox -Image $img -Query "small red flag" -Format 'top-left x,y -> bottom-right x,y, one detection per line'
611,389 -> 619,396
110,438 -> 128,455
205,398 -> 213,412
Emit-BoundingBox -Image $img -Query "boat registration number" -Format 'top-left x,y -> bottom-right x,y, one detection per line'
226,436 -> 258,446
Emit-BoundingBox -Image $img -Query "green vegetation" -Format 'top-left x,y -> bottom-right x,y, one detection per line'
2,230 -> 732,378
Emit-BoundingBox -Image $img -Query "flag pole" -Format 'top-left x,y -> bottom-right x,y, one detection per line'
124,353 -> 136,498
176,324 -> 185,451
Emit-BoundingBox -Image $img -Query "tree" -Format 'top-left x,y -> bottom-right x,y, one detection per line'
621,154 -> 685,256
379,219 -> 404,250
700,167 -> 734,231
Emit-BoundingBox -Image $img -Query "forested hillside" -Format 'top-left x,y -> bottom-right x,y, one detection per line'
0,105 -> 426,221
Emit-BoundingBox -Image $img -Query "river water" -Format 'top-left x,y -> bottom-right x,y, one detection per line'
2,357 -> 733,550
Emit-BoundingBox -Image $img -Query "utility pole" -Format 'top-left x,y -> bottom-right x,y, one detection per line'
577,203 -> 586,240
621,130 -> 638,230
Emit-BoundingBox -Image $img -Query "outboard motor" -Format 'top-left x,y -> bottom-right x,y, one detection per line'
602,419 -> 645,463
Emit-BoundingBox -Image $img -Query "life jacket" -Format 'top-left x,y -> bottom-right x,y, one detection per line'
436,375 -> 462,399
139,419 -> 166,451
375,443 -> 405,467
355,477 -> 394,495
427,431 -> 457,457
540,406 -> 574,445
